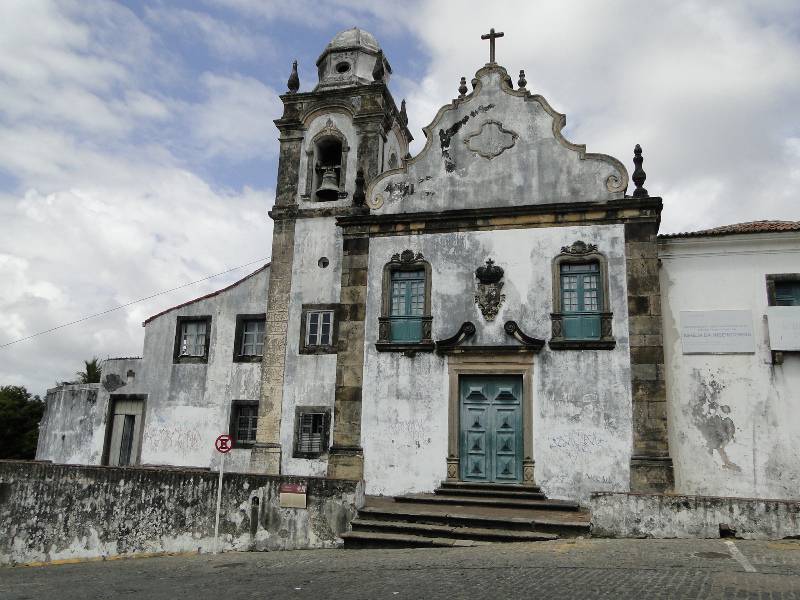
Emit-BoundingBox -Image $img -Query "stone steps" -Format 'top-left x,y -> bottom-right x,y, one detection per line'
434,487 -> 546,500
346,518 -> 558,543
396,492 -> 581,512
438,481 -> 543,494
356,505 -> 590,536
341,490 -> 591,548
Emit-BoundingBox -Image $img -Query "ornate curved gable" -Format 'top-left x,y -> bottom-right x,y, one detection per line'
367,64 -> 628,214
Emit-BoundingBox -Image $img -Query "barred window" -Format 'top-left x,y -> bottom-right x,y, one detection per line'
235,405 -> 258,443
229,400 -> 258,447
293,407 -> 330,458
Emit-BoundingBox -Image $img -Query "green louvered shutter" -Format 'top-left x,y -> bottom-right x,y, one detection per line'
561,262 -> 602,339
775,282 -> 800,306
389,269 -> 425,342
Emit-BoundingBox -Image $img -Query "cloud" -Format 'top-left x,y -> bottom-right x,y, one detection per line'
144,6 -> 274,62
187,73 -> 283,161
0,1 -> 274,395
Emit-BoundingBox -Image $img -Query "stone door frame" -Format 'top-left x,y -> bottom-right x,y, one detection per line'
446,352 -> 536,486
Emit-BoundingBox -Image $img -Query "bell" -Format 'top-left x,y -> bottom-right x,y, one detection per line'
315,167 -> 340,201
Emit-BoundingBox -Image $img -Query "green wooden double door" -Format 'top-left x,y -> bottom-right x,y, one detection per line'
459,376 -> 523,483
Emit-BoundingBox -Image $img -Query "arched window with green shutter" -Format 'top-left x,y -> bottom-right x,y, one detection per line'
377,249 -> 434,352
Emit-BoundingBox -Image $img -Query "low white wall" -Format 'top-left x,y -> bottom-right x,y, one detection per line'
591,492 -> 800,539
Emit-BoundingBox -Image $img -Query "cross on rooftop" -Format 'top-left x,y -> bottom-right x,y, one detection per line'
481,28 -> 504,63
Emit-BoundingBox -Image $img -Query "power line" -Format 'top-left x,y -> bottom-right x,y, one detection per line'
0,257 -> 270,349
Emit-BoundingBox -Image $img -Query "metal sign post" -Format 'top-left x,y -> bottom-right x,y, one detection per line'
213,434 -> 233,555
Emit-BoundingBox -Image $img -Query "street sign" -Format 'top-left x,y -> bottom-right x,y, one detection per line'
215,434 -> 233,453
213,434 -> 233,554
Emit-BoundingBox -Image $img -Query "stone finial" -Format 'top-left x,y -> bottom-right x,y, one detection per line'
400,99 -> 408,126
471,77 -> 478,90
517,69 -> 527,90
632,144 -> 649,198
458,77 -> 468,98
353,168 -> 366,205
287,60 -> 299,94
372,50 -> 385,81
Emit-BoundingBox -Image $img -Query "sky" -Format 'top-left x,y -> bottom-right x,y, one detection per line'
1,0 -> 799,396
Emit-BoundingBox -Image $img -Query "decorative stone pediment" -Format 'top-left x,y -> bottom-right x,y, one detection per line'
366,63 -> 628,214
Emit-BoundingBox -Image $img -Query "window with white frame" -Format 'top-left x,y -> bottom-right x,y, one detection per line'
180,320 -> 207,356
240,319 -> 265,356
305,310 -> 334,347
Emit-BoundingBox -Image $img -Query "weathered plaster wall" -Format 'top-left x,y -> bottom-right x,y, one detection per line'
366,66 -> 626,214
38,268 -> 271,470
135,267 -> 269,471
280,217 -> 342,476
660,233 -> 800,500
361,225 -> 632,502
36,384 -> 102,464
591,492 -> 800,539
0,461 -> 362,566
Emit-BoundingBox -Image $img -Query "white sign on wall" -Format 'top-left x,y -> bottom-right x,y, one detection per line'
766,306 -> 800,351
680,310 -> 755,354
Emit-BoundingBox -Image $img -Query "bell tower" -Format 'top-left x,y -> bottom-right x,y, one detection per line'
250,28 -> 412,477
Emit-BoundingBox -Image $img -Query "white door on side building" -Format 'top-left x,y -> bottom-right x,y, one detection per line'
106,398 -> 144,466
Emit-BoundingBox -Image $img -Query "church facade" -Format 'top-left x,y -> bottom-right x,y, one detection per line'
36,28 -> 800,507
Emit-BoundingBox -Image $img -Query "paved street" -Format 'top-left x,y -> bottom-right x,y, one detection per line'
2,539 -> 800,599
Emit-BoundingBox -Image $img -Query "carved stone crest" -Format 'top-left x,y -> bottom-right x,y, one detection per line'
475,258 -> 506,321
560,240 -> 598,255
464,120 -> 519,160
391,249 -> 425,264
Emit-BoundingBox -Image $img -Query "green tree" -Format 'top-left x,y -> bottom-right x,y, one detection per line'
76,357 -> 102,384
0,386 -> 45,459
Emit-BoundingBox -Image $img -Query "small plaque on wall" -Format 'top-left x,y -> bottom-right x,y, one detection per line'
279,483 -> 307,509
767,307 -> 800,351
680,310 -> 755,354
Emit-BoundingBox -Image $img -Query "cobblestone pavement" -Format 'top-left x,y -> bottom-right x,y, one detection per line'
2,539 -> 800,599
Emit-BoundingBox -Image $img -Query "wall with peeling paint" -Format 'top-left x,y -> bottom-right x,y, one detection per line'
591,491 -> 800,539
36,384 -> 102,464
280,217 -> 341,476
36,267 -> 270,472
361,224 -> 632,502
660,232 -> 800,499
0,461 -> 361,566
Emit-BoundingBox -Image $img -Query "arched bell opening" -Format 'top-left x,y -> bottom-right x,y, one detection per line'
314,137 -> 343,201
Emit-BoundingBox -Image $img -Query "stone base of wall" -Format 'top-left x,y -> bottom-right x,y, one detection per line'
0,460 -> 363,566
590,492 -> 800,540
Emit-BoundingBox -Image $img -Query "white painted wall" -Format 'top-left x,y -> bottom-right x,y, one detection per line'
280,217 -> 342,476
660,232 -> 800,499
361,225 -> 632,502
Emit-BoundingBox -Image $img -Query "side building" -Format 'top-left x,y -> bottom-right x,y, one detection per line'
36,264 -> 270,472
